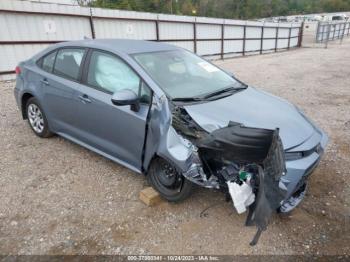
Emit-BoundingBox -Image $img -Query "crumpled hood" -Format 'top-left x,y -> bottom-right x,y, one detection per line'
183,87 -> 315,150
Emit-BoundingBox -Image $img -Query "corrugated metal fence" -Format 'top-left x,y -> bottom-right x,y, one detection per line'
0,0 -> 303,80
316,21 -> 350,43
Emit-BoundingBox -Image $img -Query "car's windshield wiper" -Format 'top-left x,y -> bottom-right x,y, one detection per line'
171,97 -> 204,102
202,85 -> 247,99
172,85 -> 247,102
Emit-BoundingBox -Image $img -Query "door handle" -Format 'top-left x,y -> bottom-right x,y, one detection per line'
78,94 -> 92,104
40,78 -> 49,85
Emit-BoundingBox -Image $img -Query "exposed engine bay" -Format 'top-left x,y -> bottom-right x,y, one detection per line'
172,106 -> 287,245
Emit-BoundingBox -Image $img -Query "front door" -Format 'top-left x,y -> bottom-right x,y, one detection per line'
74,50 -> 152,171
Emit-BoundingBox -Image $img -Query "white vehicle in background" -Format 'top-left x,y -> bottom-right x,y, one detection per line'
330,14 -> 348,21
316,14 -> 349,22
313,15 -> 324,21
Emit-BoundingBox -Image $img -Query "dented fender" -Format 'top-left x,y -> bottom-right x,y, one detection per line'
142,95 -> 193,173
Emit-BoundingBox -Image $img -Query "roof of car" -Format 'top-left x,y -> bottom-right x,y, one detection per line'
58,39 -> 179,54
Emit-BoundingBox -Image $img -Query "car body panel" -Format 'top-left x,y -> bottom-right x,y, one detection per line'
14,39 -> 328,213
56,131 -> 141,173
283,129 -> 328,198
183,87 -> 315,150
142,94 -> 193,173
38,70 -> 81,135
73,84 -> 150,170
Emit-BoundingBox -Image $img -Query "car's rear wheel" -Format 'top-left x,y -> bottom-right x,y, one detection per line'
147,158 -> 194,202
26,97 -> 53,138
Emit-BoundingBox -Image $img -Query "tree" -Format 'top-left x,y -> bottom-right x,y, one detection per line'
81,0 -> 350,20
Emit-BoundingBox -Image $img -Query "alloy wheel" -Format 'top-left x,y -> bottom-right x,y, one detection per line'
27,103 -> 44,133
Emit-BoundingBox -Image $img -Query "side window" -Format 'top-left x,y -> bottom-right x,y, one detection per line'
53,48 -> 85,81
40,51 -> 57,73
87,51 -> 140,94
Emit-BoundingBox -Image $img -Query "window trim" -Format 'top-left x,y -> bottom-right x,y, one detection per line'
36,46 -> 88,84
36,49 -> 58,74
52,47 -> 88,83
81,48 -> 153,104
36,45 -> 153,106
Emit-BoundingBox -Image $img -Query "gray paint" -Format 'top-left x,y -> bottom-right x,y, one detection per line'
15,39 -> 328,208
142,94 -> 193,173
183,87 -> 315,150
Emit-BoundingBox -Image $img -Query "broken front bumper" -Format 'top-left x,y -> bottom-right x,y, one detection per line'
280,129 -> 328,211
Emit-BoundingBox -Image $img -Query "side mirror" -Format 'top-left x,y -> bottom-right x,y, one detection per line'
111,89 -> 140,112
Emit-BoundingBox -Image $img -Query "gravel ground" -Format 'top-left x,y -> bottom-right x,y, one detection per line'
0,39 -> 349,256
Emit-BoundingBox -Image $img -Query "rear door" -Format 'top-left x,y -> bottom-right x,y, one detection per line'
38,47 -> 86,135
74,49 -> 152,171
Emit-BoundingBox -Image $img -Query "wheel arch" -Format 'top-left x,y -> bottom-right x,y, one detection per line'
143,153 -> 185,176
21,92 -> 34,119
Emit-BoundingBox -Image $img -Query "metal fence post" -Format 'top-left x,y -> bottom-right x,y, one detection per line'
242,24 -> 246,56
274,24 -> 279,52
193,21 -> 197,54
89,7 -> 95,39
340,22 -> 345,44
321,23 -> 325,42
221,23 -> 224,60
287,26 -> 292,49
342,23 -> 344,38
260,26 -> 264,54
297,21 -> 304,47
325,23 -> 331,48
316,21 -> 320,43
155,19 -> 159,41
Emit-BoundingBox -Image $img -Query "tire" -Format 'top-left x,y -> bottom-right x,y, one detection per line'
147,158 -> 194,202
26,97 -> 53,138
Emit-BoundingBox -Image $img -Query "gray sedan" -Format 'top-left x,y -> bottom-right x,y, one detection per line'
14,39 -> 327,244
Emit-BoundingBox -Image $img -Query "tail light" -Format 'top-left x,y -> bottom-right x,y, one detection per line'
15,66 -> 21,75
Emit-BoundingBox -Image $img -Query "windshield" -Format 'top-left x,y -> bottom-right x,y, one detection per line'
133,49 -> 245,99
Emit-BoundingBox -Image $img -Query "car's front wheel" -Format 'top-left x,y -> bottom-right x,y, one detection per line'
147,158 -> 194,202
26,97 -> 53,138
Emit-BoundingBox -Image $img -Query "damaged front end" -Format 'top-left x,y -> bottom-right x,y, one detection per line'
143,96 -> 287,245
172,106 -> 287,245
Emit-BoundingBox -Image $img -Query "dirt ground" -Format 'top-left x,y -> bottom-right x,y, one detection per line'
0,39 -> 349,256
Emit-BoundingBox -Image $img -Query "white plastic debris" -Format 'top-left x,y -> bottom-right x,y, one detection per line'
227,181 -> 255,214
